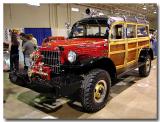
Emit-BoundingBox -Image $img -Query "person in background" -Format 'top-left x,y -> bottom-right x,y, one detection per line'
18,33 -> 28,69
28,34 -> 38,49
22,34 -> 35,70
9,29 -> 20,71
149,31 -> 154,53
153,30 -> 157,57
19,33 -> 28,67
42,37 -> 50,46
20,33 -> 27,46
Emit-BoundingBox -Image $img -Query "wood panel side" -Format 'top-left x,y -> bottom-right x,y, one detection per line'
110,44 -> 125,52
127,49 -> 137,62
110,52 -> 125,66
138,40 -> 149,46
128,42 -> 137,49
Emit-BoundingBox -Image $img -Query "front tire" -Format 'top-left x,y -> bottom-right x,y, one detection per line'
139,55 -> 151,77
80,69 -> 111,113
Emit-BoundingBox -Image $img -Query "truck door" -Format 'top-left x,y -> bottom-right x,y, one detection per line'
137,24 -> 150,60
126,23 -> 138,67
109,22 -> 126,70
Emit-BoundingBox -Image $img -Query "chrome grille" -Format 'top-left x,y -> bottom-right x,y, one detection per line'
41,50 -> 60,74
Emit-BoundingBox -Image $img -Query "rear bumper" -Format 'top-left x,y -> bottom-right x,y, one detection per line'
9,70 -> 81,97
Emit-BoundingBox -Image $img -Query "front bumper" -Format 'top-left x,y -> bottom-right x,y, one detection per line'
9,70 -> 81,97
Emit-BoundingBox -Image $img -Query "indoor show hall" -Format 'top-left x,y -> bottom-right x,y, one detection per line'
3,3 -> 158,119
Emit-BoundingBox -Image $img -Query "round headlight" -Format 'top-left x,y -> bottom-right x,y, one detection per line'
68,51 -> 77,63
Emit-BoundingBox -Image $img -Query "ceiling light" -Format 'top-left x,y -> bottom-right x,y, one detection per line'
99,12 -> 104,16
143,7 -> 146,10
143,5 -> 147,10
71,8 -> 79,12
153,11 -> 157,14
27,3 -> 40,6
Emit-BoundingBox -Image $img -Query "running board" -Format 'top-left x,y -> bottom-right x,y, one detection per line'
117,62 -> 146,78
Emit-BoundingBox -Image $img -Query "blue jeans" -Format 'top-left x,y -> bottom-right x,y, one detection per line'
10,54 -> 19,71
24,56 -> 32,68
153,39 -> 157,56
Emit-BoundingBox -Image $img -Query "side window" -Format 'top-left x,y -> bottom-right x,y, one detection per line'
137,25 -> 148,37
111,24 -> 124,39
126,24 -> 136,38
101,26 -> 110,38
73,25 -> 84,37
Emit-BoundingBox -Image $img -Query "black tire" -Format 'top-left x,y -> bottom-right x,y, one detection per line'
80,69 -> 111,113
139,55 -> 151,77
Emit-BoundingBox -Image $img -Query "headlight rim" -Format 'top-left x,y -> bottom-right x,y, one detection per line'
67,50 -> 77,63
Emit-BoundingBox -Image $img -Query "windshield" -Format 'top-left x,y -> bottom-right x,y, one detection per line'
68,18 -> 110,39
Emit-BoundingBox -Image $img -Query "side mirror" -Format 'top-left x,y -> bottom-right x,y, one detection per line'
65,22 -> 71,37
65,22 -> 71,30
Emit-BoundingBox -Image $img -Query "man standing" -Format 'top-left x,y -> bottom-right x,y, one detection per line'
28,34 -> 38,49
149,30 -> 157,58
19,33 -> 28,68
153,30 -> 157,57
9,29 -> 20,71
22,34 -> 35,70
20,33 -> 27,46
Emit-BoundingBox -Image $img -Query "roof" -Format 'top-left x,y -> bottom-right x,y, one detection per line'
77,16 -> 149,25
76,17 -> 109,25
80,17 -> 108,21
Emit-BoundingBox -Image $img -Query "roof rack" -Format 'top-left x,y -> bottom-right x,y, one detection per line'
108,16 -> 149,25
83,9 -> 149,25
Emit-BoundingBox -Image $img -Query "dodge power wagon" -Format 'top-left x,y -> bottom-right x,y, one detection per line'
9,16 -> 153,112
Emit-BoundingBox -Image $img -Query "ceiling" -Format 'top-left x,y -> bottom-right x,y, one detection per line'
77,3 -> 158,21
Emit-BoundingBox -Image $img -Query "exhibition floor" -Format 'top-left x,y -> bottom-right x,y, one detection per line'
3,59 -> 157,119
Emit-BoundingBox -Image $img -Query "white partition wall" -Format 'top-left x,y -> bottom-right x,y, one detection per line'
4,3 -> 157,37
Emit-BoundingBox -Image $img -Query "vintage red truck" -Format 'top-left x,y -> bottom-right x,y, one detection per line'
9,16 -> 153,112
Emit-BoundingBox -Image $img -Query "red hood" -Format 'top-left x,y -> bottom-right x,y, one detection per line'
42,38 -> 106,48
39,37 -> 108,64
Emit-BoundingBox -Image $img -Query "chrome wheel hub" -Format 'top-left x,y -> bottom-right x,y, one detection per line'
94,80 -> 107,103
146,58 -> 150,72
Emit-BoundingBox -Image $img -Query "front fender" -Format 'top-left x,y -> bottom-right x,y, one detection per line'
61,57 -> 98,73
61,57 -> 117,80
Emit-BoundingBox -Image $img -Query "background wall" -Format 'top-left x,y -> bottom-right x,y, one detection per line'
4,3 -> 158,37
4,4 -> 50,28
4,4 -> 89,37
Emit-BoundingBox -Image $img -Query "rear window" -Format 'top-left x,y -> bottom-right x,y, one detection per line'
137,25 -> 148,37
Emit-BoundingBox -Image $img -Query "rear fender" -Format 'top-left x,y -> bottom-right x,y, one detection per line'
138,48 -> 153,62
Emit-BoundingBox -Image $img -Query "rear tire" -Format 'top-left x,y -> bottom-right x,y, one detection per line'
80,69 -> 111,113
139,55 -> 151,77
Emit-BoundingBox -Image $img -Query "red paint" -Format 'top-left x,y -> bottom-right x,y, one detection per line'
30,38 -> 108,80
